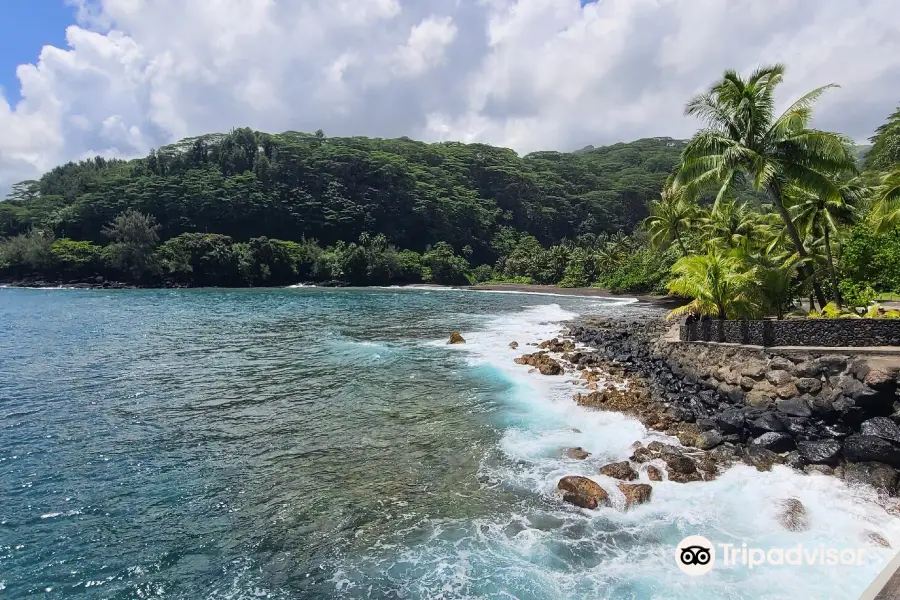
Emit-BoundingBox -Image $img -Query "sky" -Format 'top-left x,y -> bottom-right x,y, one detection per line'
1,0 -> 899,194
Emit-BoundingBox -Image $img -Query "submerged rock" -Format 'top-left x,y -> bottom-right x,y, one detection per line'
663,455 -> 701,483
448,332 -> 466,344
557,476 -> 609,509
618,483 -> 652,509
565,447 -> 591,460
509,341 -> 519,350
744,445 -> 781,472
842,461 -> 900,494
776,498 -> 809,532
599,461 -> 638,481
645,465 -> 663,481
864,530 -> 892,548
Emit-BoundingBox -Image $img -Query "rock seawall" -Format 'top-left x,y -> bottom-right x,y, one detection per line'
568,316 -> 900,495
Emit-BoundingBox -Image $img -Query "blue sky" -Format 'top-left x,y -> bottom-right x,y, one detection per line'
0,0 -> 77,104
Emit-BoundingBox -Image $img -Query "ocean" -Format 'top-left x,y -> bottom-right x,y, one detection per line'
0,286 -> 897,599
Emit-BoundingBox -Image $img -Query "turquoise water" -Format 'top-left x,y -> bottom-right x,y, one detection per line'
1,287 -> 898,599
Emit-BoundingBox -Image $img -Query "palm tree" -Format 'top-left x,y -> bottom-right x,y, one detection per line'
667,250 -> 758,320
676,64 -> 858,308
700,199 -> 767,251
645,184 -> 695,256
749,252 -> 805,319
872,169 -> 900,233
790,179 -> 862,307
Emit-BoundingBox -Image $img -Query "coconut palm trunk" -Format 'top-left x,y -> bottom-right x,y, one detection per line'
768,182 -> 827,308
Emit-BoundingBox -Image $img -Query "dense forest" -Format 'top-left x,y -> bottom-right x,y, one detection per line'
1,64 -> 899,306
0,133 -> 689,288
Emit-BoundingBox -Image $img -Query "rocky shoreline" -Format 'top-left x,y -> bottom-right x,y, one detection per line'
495,311 -> 900,532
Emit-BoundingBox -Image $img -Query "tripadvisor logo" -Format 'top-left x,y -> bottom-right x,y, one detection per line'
675,535 -> 872,575
676,535 -> 716,576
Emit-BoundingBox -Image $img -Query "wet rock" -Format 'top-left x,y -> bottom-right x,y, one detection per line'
744,445 -> 781,471
515,352 -> 563,376
509,341 -> 519,350
748,413 -> 786,435
752,432 -> 796,453
663,455 -> 702,483
804,464 -> 834,476
842,462 -> 899,495
767,370 -> 794,387
448,332 -> 466,344
860,417 -> 900,446
645,465 -> 663,481
630,446 -> 653,463
864,531 -> 892,548
797,440 -> 842,465
716,409 -> 745,434
695,430 -> 724,450
539,338 -> 575,353
784,451 -> 806,470
708,444 -> 738,464
565,447 -> 591,460
618,483 -> 652,509
795,377 -> 823,395
844,435 -> 900,468
599,461 -> 638,481
776,498 -> 809,532
776,398 -> 812,418
557,476 -> 609,509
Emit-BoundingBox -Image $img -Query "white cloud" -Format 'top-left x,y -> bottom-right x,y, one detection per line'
1,0 -> 899,193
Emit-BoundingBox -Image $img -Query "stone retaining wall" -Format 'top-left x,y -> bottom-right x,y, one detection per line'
680,318 -> 900,347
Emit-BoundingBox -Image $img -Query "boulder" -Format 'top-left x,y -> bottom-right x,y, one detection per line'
766,370 -> 794,387
599,461 -> 638,481
716,409 -> 745,434
860,417 -> 900,445
618,483 -> 652,509
448,332 -> 466,344
663,455 -> 702,483
842,462 -> 899,495
777,498 -> 809,532
695,430 -> 724,450
769,357 -> 795,372
645,465 -> 663,481
752,432 -> 796,453
804,464 -> 834,476
509,341 -> 519,350
565,447 -> 591,460
630,446 -> 653,463
740,377 -> 757,391
741,361 -> 767,379
557,476 -> 609,509
783,451 -> 806,470
744,445 -> 781,471
795,377 -> 823,395
864,361 -> 900,390
776,398 -> 812,418
775,383 -> 799,399
844,435 -> 900,468
514,352 -> 563,376
793,361 -> 820,378
796,440 -> 842,465
746,391 -> 775,410
538,338 -> 575,353
748,413 -> 786,435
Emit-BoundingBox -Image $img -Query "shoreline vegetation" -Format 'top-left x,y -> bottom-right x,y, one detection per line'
1,63 -> 900,316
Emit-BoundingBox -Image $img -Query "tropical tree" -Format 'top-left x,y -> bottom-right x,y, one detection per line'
666,249 -> 758,320
749,252 -> 804,319
789,178 -> 863,306
872,169 -> 900,233
700,199 -> 769,251
102,209 -> 160,278
675,64 -> 858,308
645,183 -> 695,256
